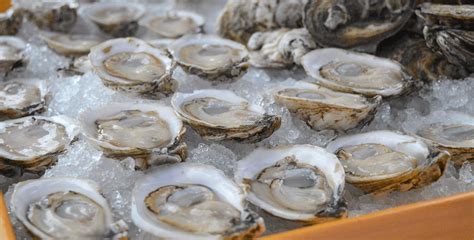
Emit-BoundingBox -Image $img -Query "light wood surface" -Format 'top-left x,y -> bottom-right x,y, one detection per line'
0,0 -> 11,13
0,193 -> 15,240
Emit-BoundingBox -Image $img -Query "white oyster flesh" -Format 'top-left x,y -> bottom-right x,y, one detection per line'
301,48 -> 412,97
418,124 -> 474,148
40,32 -> 101,55
235,145 -> 346,221
140,11 -> 205,38
11,178 -> 125,239
0,78 -> 48,117
81,2 -> 144,25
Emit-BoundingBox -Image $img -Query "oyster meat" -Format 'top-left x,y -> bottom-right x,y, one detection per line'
81,2 -> 145,37
12,178 -> 127,239
40,32 -> 102,56
274,81 -> 381,132
235,145 -> 347,222
132,163 -> 265,239
0,116 -> 79,177
89,37 -> 177,99
326,130 -> 450,194
0,36 -> 27,75
247,28 -> 317,68
301,48 -> 415,98
168,34 -> 249,82
0,78 -> 48,119
80,103 -> 187,169
304,0 -> 415,52
17,0 -> 78,32
0,7 -> 23,35
140,11 -> 205,39
172,89 -> 281,143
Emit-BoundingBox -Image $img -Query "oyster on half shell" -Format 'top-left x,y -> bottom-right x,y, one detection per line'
274,81 -> 381,132
235,145 -> 347,222
0,36 -> 27,75
18,0 -> 78,33
0,78 -> 48,119
140,11 -> 205,39
40,32 -> 102,56
81,103 -> 187,170
12,178 -> 128,239
172,89 -> 281,143
327,130 -> 450,194
132,163 -> 265,239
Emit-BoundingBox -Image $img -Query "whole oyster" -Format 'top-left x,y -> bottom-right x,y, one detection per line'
80,103 -> 187,170
172,89 -> 281,143
0,78 -> 48,119
12,178 -> 128,239
247,28 -> 317,68
132,163 -> 265,239
40,32 -> 102,56
327,130 -> 450,194
0,7 -> 23,35
0,36 -> 27,75
235,145 -> 347,222
140,11 -> 205,39
89,37 -> 177,99
274,81 -> 381,132
301,48 -> 416,98
17,0 -> 78,32
168,34 -> 249,82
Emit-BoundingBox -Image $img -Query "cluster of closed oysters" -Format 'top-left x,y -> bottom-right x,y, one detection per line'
1,0 -> 473,239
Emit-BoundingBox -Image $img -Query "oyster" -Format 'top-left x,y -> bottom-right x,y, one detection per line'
217,0 -> 305,43
0,78 -> 48,119
40,32 -> 102,56
303,0 -> 415,52
301,48 -> 415,98
0,7 -> 23,35
168,34 -> 249,82
140,11 -> 205,39
274,81 -> 381,132
17,0 -> 78,32
0,36 -> 27,75
81,2 -> 145,37
80,103 -> 187,170
61,55 -> 92,75
418,124 -> 474,166
89,37 -> 177,99
326,130 -> 450,194
235,145 -> 347,222
171,89 -> 281,143
12,178 -> 128,239
247,28 -> 317,68
0,116 -> 79,177
132,163 -> 265,239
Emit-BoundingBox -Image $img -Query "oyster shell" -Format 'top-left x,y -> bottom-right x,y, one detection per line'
12,178 -> 128,239
274,81 -> 381,132
301,48 -> 415,98
40,32 -> 102,56
89,37 -> 177,99
247,28 -> 317,68
81,2 -> 145,37
303,0 -> 415,52
217,0 -> 305,43
132,163 -> 265,239
235,145 -> 347,222
171,89 -> 281,143
140,11 -> 205,39
80,103 -> 187,170
418,123 -> 474,166
18,0 -> 78,32
168,34 -> 249,82
0,115 -> 79,177
326,130 -> 450,194
0,78 -> 48,119
0,7 -> 23,35
0,36 -> 27,75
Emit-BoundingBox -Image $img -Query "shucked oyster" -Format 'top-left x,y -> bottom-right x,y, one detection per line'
40,32 -> 102,56
304,0 -> 415,52
12,178 -> 128,239
171,89 -> 281,143
301,48 -> 415,98
0,36 -> 27,75
0,116 -> 79,177
418,123 -> 474,166
140,11 -> 205,39
0,78 -> 48,119
89,37 -> 177,99
168,34 -> 249,82
17,0 -> 78,32
274,81 -> 381,132
81,103 -> 187,170
81,2 -> 145,37
327,130 -> 450,194
247,28 -> 317,68
235,145 -> 347,222
0,7 -> 23,35
132,163 -> 265,239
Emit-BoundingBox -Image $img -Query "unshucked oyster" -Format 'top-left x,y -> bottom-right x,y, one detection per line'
171,89 -> 281,143
12,178 -> 128,239
235,145 -> 347,222
140,11 -> 205,39
327,130 -> 450,194
0,78 -> 48,119
132,163 -> 265,239
0,36 -> 27,75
